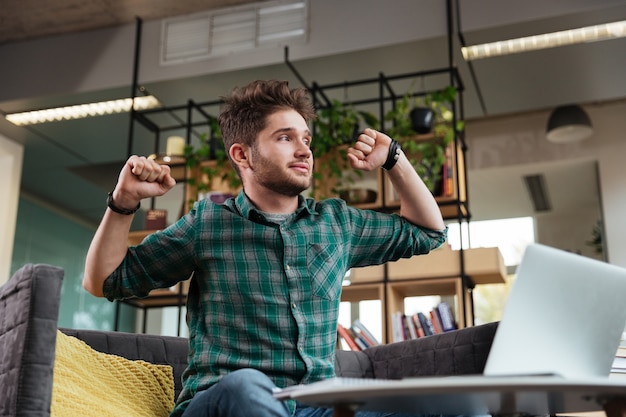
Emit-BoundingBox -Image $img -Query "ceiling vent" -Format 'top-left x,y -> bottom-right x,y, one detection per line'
523,174 -> 552,212
161,0 -> 308,65
161,14 -> 211,64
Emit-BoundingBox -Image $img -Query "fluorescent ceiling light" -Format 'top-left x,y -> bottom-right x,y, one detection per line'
462,20 -> 626,61
5,95 -> 161,126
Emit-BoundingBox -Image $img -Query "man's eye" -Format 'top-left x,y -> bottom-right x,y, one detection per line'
279,135 -> 290,141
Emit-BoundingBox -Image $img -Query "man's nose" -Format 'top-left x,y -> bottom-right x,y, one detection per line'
296,140 -> 312,158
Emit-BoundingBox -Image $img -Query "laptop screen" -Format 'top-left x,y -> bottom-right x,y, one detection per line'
484,243 -> 626,378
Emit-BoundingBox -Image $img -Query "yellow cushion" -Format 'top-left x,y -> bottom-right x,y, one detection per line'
51,330 -> 174,417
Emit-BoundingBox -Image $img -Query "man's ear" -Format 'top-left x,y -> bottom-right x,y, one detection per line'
229,143 -> 251,169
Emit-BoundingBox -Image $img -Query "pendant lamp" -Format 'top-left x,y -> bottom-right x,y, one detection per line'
546,105 -> 593,144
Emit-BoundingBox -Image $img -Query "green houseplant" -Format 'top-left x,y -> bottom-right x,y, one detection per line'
586,219 -> 604,255
183,115 -> 241,208
312,99 -> 379,200
384,86 -> 463,194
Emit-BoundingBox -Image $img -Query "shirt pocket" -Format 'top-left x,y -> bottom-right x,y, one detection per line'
307,242 -> 344,301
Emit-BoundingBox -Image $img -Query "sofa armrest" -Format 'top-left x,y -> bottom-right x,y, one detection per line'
0,264 -> 64,417
363,322 -> 498,379
59,328 -> 189,399
335,350 -> 374,378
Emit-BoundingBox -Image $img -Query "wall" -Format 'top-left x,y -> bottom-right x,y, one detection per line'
535,207 -> 603,260
597,137 -> 626,267
465,99 -> 626,267
11,196 -> 135,331
0,134 -> 23,284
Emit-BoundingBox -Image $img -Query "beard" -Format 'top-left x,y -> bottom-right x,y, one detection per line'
249,146 -> 312,197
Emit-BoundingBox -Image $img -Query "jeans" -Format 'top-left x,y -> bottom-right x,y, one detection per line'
181,368 -> 471,417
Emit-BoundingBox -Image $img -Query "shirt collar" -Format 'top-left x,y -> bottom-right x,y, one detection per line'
229,190 -> 318,223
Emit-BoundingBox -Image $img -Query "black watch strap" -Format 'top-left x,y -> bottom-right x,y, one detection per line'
382,140 -> 402,171
107,191 -> 140,215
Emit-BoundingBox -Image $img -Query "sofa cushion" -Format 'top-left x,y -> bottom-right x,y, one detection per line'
0,263 -> 64,417
364,322 -> 498,379
60,328 -> 189,399
51,330 -> 174,417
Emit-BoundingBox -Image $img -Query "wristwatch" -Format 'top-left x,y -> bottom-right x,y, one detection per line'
106,191 -> 140,215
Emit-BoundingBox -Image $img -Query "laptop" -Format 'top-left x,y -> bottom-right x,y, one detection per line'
274,244 -> 626,415
483,243 -> 626,379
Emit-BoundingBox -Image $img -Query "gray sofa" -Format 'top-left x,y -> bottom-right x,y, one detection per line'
0,264 -> 498,417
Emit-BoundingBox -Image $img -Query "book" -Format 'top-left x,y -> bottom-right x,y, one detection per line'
337,323 -> 361,351
442,143 -> 454,197
352,332 -> 369,350
401,312 -> 411,342
405,314 -> 418,340
429,310 -> 443,334
417,312 -> 435,336
145,209 -> 167,230
612,355 -> 626,371
392,311 -> 405,343
411,314 -> 426,338
351,319 -> 380,347
437,302 -> 457,332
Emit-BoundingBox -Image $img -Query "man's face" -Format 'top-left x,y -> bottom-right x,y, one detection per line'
248,109 -> 313,197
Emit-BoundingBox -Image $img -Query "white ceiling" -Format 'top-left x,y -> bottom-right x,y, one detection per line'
0,0 -> 622,226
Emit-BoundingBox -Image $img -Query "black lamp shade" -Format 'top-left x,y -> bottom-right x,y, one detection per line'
546,105 -> 593,144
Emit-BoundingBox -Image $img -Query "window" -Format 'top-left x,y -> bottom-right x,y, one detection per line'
447,217 -> 536,324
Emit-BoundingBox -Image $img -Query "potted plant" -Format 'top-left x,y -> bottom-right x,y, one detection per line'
586,219 -> 604,255
384,86 -> 463,194
183,115 -> 241,209
313,99 -> 379,201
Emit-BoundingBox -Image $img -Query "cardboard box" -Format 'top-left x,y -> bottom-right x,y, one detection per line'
349,265 -> 385,284
387,246 -> 506,285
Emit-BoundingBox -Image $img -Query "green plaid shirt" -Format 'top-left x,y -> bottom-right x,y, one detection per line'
104,191 -> 446,416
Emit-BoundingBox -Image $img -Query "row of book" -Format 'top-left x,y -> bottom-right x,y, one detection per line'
337,319 -> 381,351
611,332 -> 626,377
391,302 -> 457,343
441,143 -> 454,197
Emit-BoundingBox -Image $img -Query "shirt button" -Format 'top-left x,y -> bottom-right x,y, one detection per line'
292,303 -> 297,309
286,264 -> 290,270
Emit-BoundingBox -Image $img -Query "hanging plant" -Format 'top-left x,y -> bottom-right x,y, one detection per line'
384,86 -> 463,194
313,99 -> 379,198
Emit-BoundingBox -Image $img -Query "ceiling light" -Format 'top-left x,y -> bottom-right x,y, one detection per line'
546,105 -> 593,144
462,20 -> 626,61
5,95 -> 161,126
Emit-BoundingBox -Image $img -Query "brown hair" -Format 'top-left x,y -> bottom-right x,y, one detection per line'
218,80 -> 316,164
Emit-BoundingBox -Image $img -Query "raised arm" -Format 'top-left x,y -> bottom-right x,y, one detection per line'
83,155 -> 176,297
346,129 -> 445,230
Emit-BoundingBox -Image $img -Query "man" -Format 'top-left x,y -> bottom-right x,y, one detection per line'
83,80 -> 447,417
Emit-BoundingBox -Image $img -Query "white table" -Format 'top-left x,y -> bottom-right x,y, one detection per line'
274,376 -> 626,417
